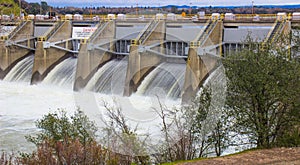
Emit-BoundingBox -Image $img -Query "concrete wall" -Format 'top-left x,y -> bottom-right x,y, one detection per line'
10,21 -> 34,41
203,20 -> 223,47
31,21 -> 73,84
34,26 -> 53,37
166,26 -> 204,41
92,21 -> 116,45
116,25 -> 145,40
144,20 -> 166,46
74,21 -> 116,90
223,27 -> 271,43
0,21 -> 34,79
182,21 -> 222,102
182,48 -> 219,103
124,20 -> 166,96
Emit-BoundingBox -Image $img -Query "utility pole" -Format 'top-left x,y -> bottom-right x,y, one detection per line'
90,5 -> 92,19
40,0 -> 42,14
252,1 -> 254,15
136,3 -> 138,16
19,0 -> 21,17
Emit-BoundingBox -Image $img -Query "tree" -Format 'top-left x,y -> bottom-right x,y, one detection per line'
41,1 -> 49,14
101,100 -> 150,164
154,85 -> 228,162
223,36 -> 300,148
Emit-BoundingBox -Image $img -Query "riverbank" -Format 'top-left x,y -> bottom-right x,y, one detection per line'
177,147 -> 300,165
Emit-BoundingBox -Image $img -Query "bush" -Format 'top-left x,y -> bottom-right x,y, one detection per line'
18,108 -> 130,164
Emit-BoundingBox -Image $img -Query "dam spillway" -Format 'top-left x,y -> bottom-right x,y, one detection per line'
85,59 -> 128,95
0,13 -> 299,101
42,57 -> 77,89
137,62 -> 186,98
3,55 -> 34,83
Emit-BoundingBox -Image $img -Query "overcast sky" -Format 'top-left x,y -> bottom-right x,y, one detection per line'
25,0 -> 300,7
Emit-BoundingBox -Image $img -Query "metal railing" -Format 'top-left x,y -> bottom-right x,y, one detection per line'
38,21 -> 64,41
2,13 -> 296,22
264,20 -> 286,43
191,19 -> 218,47
88,21 -> 109,43
7,21 -> 27,40
133,20 -> 159,45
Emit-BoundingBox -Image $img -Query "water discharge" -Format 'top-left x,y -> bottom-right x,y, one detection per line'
0,53 -> 237,155
137,62 -> 186,98
0,63 -> 235,155
42,57 -> 77,89
4,55 -> 34,83
85,59 -> 127,95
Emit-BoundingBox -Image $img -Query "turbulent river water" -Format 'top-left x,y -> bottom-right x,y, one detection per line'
0,59 -> 244,156
0,80 -> 181,153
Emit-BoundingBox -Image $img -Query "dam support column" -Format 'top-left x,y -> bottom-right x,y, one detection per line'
0,41 -> 8,79
73,42 -> 113,91
0,21 -> 35,79
124,20 -> 166,96
182,48 -> 208,103
74,21 -> 116,90
31,21 -> 73,84
182,20 -> 223,103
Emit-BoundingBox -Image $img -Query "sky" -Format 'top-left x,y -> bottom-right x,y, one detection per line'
25,0 -> 300,7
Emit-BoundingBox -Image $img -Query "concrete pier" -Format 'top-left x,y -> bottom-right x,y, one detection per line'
31,21 -> 73,84
0,21 -> 35,79
74,21 -> 116,91
124,20 -> 167,96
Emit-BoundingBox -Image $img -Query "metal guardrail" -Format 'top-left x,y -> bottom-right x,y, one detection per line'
133,20 -> 159,45
38,21 -> 64,41
1,13 -> 293,22
88,21 -> 109,43
191,19 -> 218,47
7,21 -> 27,40
264,20 -> 286,43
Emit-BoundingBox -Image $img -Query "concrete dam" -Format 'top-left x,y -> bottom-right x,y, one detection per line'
0,13 -> 299,102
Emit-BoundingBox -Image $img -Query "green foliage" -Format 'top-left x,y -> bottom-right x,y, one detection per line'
223,36 -> 300,148
0,0 -> 21,16
19,108 -> 134,164
276,126 -> 300,147
26,108 -> 97,146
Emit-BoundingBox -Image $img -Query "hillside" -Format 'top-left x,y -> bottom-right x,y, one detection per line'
0,0 -> 21,16
179,147 -> 300,165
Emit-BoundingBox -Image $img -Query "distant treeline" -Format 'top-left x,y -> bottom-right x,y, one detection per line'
18,1 -> 300,15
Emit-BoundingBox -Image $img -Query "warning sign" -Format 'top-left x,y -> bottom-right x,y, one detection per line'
72,27 -> 97,39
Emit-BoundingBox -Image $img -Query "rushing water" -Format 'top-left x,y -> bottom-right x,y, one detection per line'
0,56 -> 244,155
85,59 -> 127,95
3,55 -> 34,83
137,62 -> 186,98
42,57 -> 78,89
0,81 -> 77,153
0,80 -> 181,153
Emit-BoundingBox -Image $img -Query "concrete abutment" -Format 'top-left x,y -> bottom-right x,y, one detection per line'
0,21 -> 34,79
31,21 -> 73,84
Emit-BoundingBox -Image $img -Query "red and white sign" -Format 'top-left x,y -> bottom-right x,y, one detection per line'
72,27 -> 97,39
